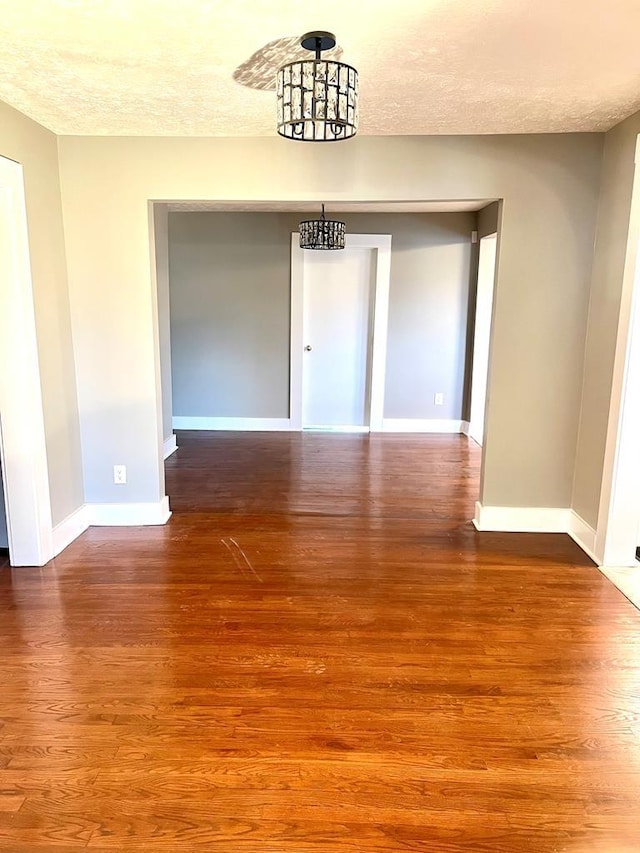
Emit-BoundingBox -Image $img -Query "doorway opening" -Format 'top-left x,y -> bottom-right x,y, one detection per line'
290,233 -> 391,433
0,156 -> 53,566
152,200 -> 501,522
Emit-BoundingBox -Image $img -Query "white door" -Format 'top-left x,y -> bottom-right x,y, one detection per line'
469,233 -> 498,446
302,248 -> 374,430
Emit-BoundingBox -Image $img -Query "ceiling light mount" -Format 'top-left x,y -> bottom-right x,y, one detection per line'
276,30 -> 358,142
299,204 -> 346,250
300,31 -> 337,54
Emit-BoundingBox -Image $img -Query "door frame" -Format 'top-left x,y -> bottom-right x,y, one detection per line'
289,233 -> 392,431
468,232 -> 498,446
593,135 -> 640,568
0,156 -> 54,566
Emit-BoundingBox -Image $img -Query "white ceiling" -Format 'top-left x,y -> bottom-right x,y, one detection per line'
1,1 -> 639,137
166,201 -> 491,213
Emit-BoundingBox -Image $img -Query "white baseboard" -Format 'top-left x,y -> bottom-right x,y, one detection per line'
49,497 -> 172,557
163,434 -> 178,459
51,505 -> 89,557
86,496 -> 171,527
473,502 -> 571,533
173,416 -> 292,431
568,510 -> 600,564
382,418 -> 466,433
304,425 -> 369,433
473,503 -> 606,566
460,421 -> 471,436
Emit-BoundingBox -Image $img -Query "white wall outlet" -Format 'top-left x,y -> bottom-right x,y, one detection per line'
434,392 -> 444,406
113,465 -> 127,485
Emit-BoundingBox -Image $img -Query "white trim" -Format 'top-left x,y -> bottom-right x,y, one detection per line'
567,511 -> 599,565
364,235 -> 392,432
50,498 -> 173,544
468,232 -> 498,447
303,425 -> 369,433
0,157 -> 54,567
148,202 -> 170,509
163,434 -> 178,458
86,497 -> 171,526
289,238 -> 304,431
594,135 -> 640,567
473,502 -> 571,533
472,504 -> 617,568
382,418 -> 467,434
290,233 -> 392,433
51,505 -> 89,558
173,416 -> 292,431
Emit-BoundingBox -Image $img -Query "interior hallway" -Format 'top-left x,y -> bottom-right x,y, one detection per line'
0,432 -> 639,851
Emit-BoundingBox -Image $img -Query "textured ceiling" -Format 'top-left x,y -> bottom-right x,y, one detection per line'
1,1 -> 639,136
166,201 -> 490,213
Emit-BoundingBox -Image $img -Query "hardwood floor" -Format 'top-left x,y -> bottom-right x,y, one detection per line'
1,431 -> 639,852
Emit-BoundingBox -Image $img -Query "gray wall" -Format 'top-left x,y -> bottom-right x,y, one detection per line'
346,212 -> 475,420
573,110 -> 640,527
168,213 -> 293,419
0,99 -> 84,526
478,201 -> 501,238
167,211 -> 475,423
58,133 -> 602,509
0,460 -> 7,549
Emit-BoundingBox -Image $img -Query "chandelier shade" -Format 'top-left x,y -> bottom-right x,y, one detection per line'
276,31 -> 358,142
299,205 -> 346,250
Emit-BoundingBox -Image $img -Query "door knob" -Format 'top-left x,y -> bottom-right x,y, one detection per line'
304,345 -> 312,351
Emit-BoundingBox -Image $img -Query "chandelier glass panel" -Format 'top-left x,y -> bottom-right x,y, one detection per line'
277,32 -> 358,142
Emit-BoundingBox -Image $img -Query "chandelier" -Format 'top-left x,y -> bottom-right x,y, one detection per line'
276,31 -> 358,142
299,205 -> 346,250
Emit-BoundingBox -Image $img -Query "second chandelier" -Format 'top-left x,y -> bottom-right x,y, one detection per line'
299,205 -> 346,250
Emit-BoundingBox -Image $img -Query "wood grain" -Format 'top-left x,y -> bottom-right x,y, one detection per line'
0,431 -> 639,852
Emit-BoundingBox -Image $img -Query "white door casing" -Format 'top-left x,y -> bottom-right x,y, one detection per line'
595,134 -> 640,567
290,233 -> 391,432
0,156 -> 53,566
469,233 -> 498,446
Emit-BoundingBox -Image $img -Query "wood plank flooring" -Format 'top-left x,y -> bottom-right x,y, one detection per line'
1,431 -> 639,852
